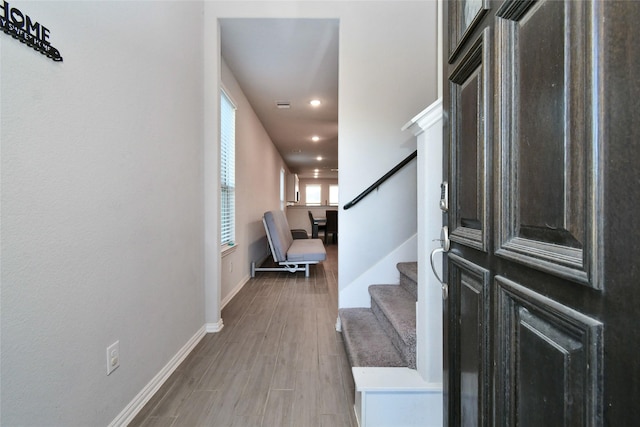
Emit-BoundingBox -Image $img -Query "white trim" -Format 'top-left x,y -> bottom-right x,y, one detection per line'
221,274 -> 250,309
401,98 -> 443,136
220,83 -> 238,110
414,97 -> 444,386
437,0 -> 443,99
353,367 -> 443,427
221,243 -> 237,257
206,319 -> 224,333
353,367 -> 442,391
107,326 -> 207,427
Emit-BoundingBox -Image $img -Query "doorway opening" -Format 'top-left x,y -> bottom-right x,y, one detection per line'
218,18 -> 339,305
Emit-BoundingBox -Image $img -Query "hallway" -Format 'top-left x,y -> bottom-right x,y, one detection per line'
130,244 -> 357,426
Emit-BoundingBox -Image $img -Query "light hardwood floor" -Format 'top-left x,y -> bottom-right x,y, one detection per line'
130,243 -> 358,427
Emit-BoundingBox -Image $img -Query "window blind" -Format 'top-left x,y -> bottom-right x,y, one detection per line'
306,184 -> 322,206
221,90 -> 236,246
329,185 -> 339,206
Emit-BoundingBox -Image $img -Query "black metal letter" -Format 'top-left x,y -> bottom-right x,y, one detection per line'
25,14 -> 39,38
41,24 -> 49,43
0,1 -> 8,21
9,4 -> 23,27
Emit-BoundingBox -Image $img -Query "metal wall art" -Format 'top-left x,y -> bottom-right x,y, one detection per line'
1,1 -> 62,62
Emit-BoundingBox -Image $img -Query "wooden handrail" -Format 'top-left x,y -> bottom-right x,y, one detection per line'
343,150 -> 417,210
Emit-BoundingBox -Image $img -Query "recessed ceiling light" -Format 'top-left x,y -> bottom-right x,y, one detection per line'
310,99 -> 321,107
317,156 -> 323,161
314,169 -> 319,172
312,136 -> 320,142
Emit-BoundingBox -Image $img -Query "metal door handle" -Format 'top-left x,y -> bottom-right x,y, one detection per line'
430,226 -> 450,300
430,247 -> 446,286
430,247 -> 449,299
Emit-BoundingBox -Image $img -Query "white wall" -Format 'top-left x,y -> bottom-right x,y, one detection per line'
204,0 -> 438,309
0,1 -> 439,424
1,2 -> 205,425
220,58 -> 288,304
337,1 -> 437,306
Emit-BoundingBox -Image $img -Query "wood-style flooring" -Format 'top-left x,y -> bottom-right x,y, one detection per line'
130,243 -> 357,427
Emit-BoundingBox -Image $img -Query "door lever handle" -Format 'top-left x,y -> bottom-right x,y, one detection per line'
430,225 -> 450,299
430,247 -> 449,300
430,247 -> 446,286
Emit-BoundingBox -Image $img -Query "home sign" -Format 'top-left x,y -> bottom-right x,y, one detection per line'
1,1 -> 62,61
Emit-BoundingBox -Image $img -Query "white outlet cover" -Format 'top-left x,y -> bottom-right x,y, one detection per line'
106,341 -> 120,375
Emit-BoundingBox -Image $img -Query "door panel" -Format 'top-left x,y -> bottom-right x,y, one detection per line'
495,0 -> 602,288
448,254 -> 489,427
449,28 -> 491,252
495,277 -> 603,426
443,0 -> 640,425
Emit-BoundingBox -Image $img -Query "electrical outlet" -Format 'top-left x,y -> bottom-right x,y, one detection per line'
106,341 -> 120,375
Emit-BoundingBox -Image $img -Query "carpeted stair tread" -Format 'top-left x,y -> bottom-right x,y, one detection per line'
397,262 -> 418,300
339,308 -> 406,368
368,285 -> 417,368
397,262 -> 418,283
369,285 -> 416,345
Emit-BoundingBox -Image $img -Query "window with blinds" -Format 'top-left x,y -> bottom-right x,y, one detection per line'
306,184 -> 322,206
221,90 -> 236,247
329,185 -> 339,206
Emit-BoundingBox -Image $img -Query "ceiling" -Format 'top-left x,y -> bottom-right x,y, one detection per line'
220,18 -> 339,180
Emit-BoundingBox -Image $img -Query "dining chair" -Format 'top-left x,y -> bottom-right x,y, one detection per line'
308,211 -> 326,239
325,210 -> 338,244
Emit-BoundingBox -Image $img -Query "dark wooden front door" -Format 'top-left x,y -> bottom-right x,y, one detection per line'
442,1 -> 640,425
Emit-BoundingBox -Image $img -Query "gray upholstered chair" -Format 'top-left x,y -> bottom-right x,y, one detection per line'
251,210 -> 326,277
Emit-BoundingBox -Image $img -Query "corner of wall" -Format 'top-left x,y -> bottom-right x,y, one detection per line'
338,234 -> 418,309
108,326 -> 207,427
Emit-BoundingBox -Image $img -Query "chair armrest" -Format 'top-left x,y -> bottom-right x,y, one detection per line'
291,229 -> 308,239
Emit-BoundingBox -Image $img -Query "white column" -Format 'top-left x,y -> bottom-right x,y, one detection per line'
403,98 -> 443,383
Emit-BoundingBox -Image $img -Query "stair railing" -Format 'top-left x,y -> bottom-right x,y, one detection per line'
343,150 -> 417,210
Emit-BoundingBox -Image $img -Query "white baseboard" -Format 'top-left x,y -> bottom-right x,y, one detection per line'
107,325 -> 207,427
206,318 -> 224,333
221,274 -> 250,309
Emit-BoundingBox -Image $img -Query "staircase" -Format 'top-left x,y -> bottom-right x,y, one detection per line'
339,262 -> 440,427
336,99 -> 444,426
339,262 -> 418,369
